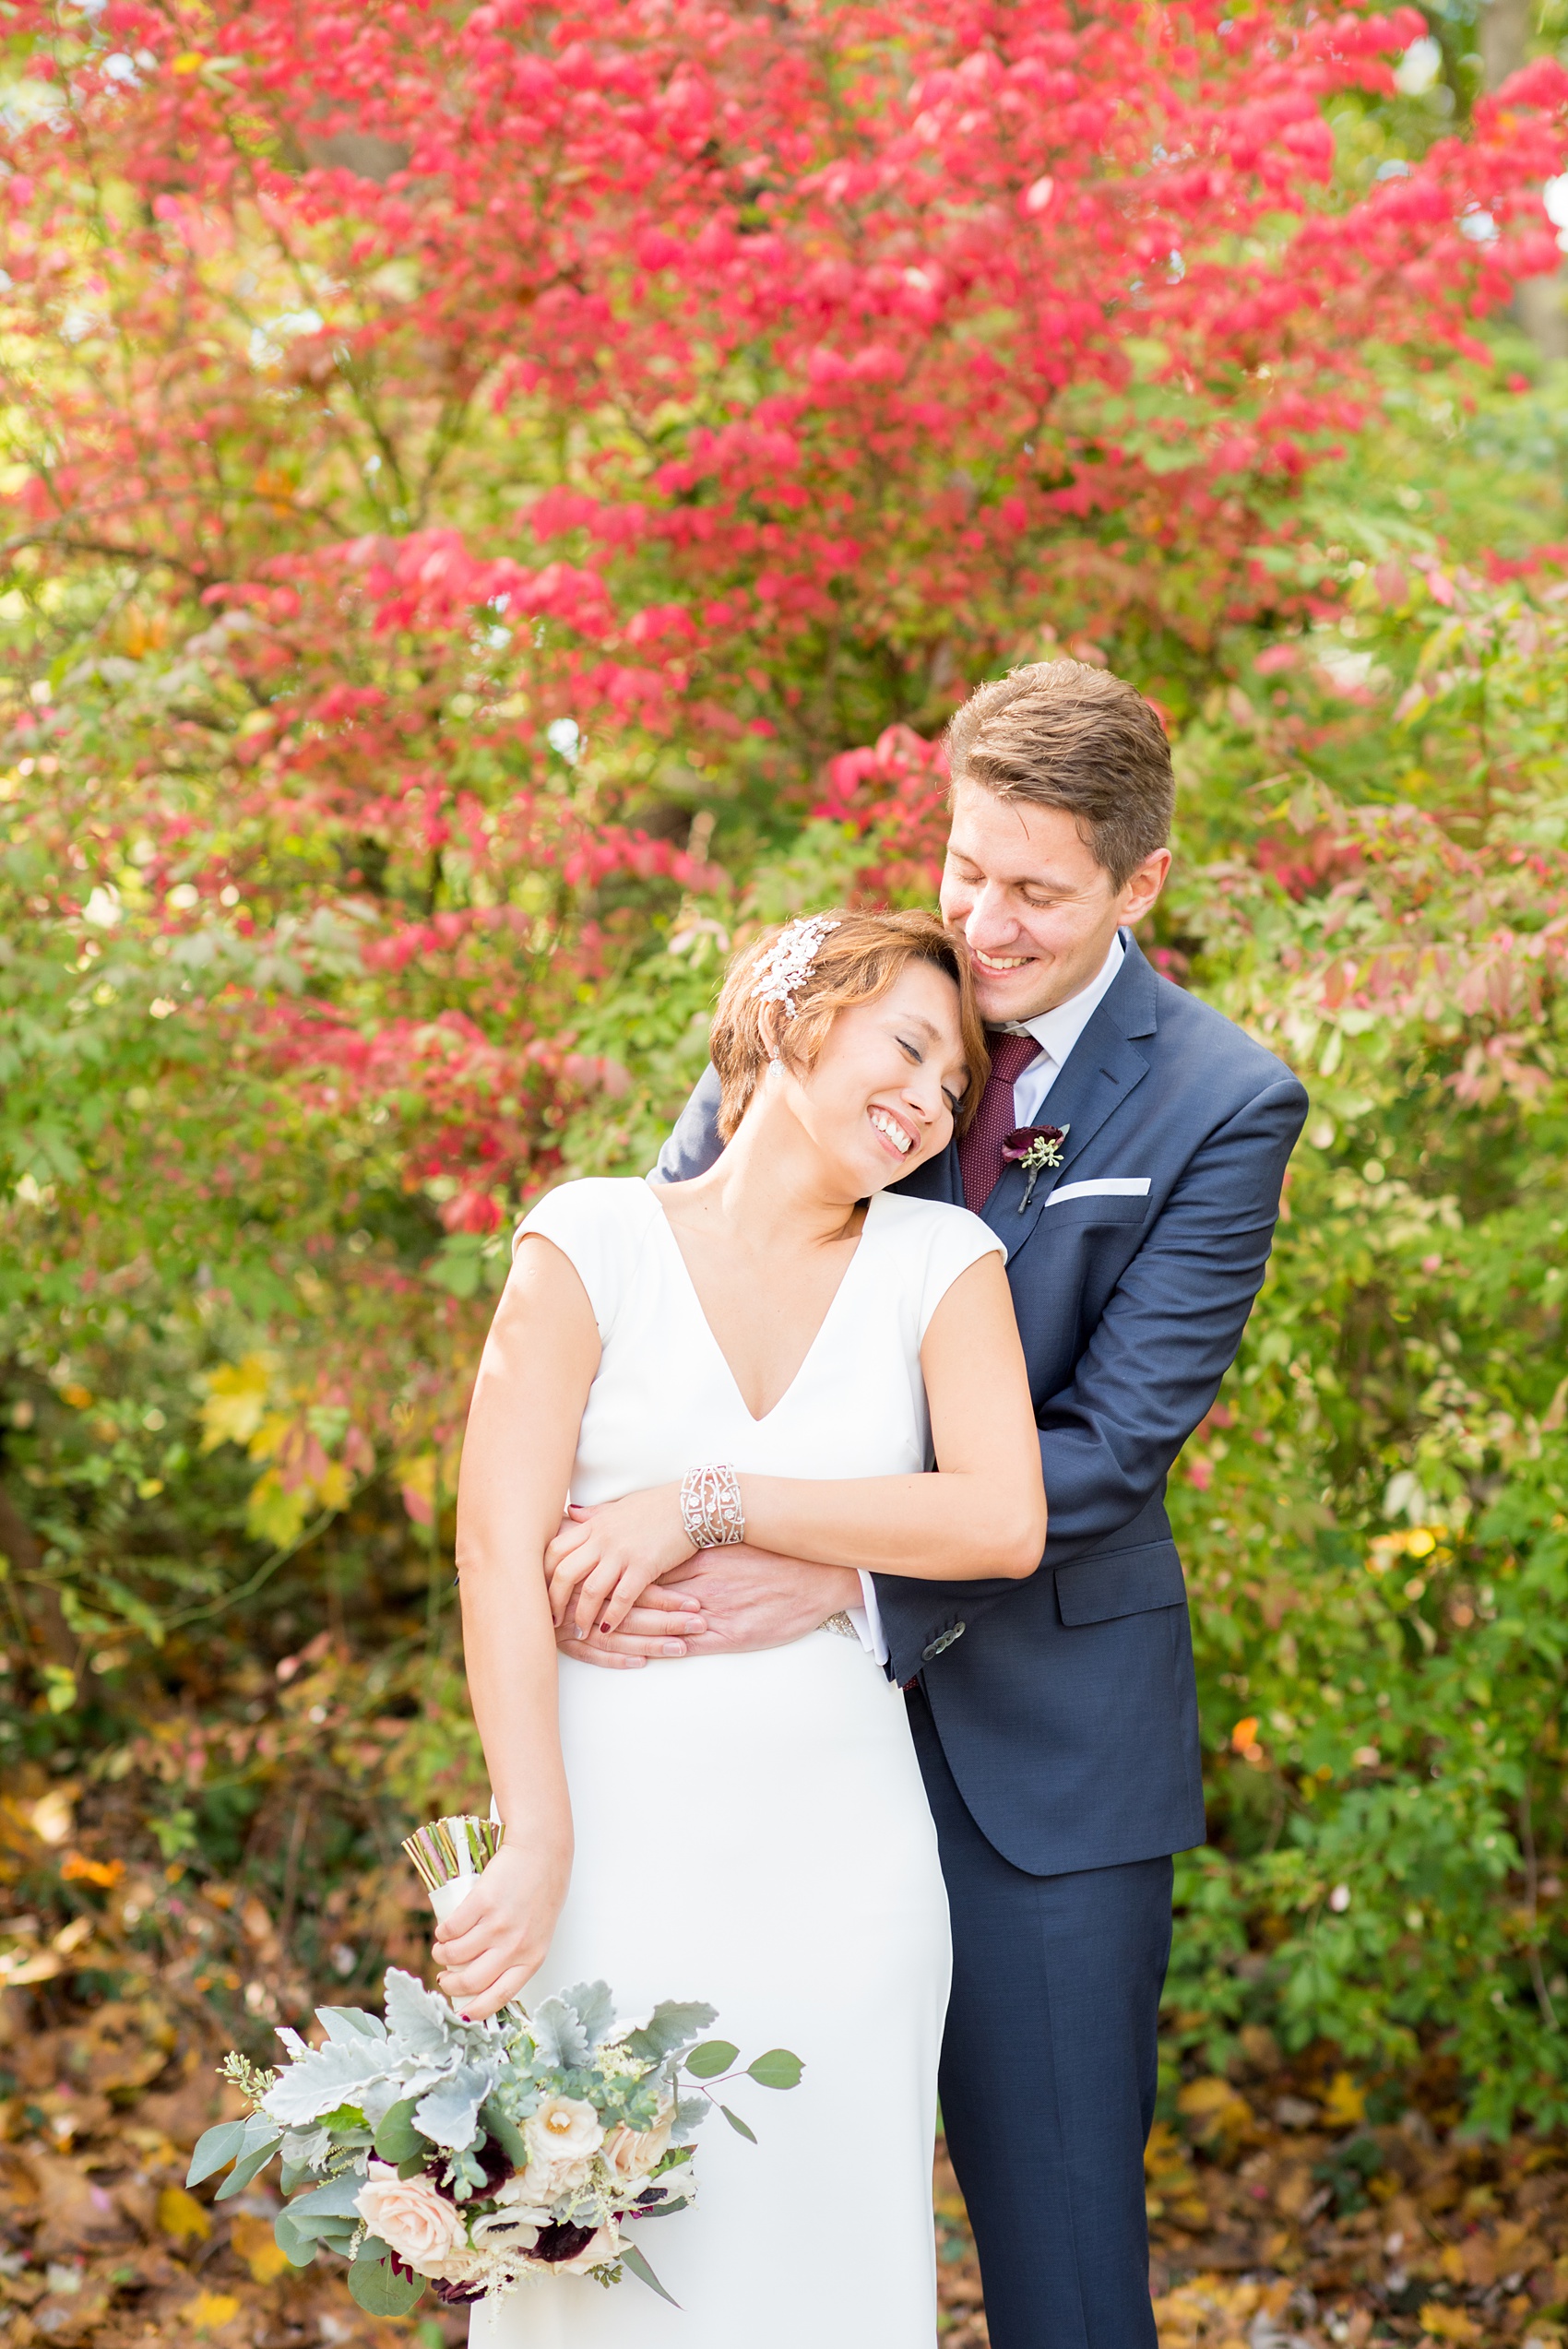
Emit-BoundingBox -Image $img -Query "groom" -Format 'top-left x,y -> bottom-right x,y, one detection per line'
564,659 -> 1307,2346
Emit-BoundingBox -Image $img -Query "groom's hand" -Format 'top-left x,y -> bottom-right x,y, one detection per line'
557,1548 -> 861,1666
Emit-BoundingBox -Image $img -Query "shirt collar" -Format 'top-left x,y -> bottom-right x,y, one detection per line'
999,930 -> 1126,1066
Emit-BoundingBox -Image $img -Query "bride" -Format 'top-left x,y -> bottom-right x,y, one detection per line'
437,908 -> 1045,2346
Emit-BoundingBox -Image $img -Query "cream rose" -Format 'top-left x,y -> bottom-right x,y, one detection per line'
600,2109 -> 674,2192
521,2153 -> 594,2203
354,2162 -> 470,2279
525,2094 -> 604,2168
490,2175 -> 554,2216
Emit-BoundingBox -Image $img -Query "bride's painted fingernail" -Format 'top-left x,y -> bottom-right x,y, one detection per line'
662,1641 -> 686,1657
600,1620 -> 611,1633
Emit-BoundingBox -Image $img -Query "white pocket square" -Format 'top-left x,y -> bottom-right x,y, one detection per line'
1047,1178 -> 1151,1205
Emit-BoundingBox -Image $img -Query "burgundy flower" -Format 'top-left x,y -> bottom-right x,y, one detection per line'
1000,1125 -> 1066,1165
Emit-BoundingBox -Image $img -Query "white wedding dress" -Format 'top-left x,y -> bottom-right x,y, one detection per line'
471,1176 -> 1004,2349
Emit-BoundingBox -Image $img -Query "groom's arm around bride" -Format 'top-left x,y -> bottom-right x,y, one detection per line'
567,659 -> 1308,2349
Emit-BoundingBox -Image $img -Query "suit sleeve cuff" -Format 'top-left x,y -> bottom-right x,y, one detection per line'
849,1572 -> 890,1667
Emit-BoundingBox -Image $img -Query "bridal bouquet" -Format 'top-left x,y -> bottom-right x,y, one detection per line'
191,1818 -> 802,2311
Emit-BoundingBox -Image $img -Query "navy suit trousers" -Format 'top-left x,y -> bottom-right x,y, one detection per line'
910,1686 -> 1172,2349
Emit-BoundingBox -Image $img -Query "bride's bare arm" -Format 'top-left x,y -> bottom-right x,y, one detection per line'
547,1254 -> 1045,1638
431,1240 -> 600,2019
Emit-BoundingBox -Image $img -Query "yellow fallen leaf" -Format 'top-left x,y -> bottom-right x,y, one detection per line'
1176,2075 -> 1253,2148
184,2292 -> 242,2331
230,2213 -> 290,2284
1420,2307 -> 1481,2343
1321,2069 -> 1366,2128
158,2186 -> 212,2243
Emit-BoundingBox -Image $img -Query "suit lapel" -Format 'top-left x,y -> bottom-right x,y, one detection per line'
982,934 -> 1158,1254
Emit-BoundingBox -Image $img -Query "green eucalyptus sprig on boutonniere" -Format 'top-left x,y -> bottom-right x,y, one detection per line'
1001,1125 -> 1069,1212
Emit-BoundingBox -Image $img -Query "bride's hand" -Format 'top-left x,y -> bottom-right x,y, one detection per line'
431,1840 -> 569,2021
544,1487 -> 695,1637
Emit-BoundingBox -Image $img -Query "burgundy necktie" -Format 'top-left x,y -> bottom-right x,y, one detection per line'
958,1031 -> 1043,1215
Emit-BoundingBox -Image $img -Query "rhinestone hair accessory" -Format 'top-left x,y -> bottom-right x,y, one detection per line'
750,913 -> 841,1020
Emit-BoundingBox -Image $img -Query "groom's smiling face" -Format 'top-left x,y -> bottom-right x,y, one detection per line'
940,780 -> 1170,1026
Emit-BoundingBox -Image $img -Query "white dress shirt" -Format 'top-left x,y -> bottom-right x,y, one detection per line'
1007,929 -> 1125,1124
850,931 -> 1127,1665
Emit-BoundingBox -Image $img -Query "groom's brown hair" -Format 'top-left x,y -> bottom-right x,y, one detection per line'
945,659 -> 1173,889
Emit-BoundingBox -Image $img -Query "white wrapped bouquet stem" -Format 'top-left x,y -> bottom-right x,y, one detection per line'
402,1811 -> 505,1928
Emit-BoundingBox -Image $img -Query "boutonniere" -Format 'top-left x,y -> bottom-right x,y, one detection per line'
1001,1124 -> 1069,1211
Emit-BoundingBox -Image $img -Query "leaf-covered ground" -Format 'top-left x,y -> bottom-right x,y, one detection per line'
3,1779 -> 1567,2349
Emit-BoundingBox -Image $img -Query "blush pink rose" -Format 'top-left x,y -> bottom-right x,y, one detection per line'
600,2111 -> 673,2192
354,2162 -> 470,2279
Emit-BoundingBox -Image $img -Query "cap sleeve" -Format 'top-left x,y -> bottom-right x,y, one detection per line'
511,1179 -> 657,1344
918,1204 -> 1008,1340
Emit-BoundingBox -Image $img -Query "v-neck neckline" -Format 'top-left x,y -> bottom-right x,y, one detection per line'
646,1187 -> 880,1427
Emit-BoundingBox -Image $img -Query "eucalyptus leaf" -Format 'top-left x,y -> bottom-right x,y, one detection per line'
213,2135 -> 283,2201
373,2094 -> 430,2164
303,2219 -> 360,2254
746,2047 -> 804,2091
683,2040 -> 737,2080
283,2174 -> 367,2237
272,2211 -> 319,2270
347,2248 -> 426,2317
619,2241 -> 680,2307
719,2105 -> 757,2143
186,2119 -> 247,2189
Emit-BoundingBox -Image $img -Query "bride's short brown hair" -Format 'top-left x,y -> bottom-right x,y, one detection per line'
708,908 -> 990,1142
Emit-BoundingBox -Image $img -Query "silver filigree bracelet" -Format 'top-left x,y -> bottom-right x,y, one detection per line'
681,1463 -> 746,1550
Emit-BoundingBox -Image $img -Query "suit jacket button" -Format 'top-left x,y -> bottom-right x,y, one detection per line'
921,1640 -> 940,1662
951,1620 -> 966,1642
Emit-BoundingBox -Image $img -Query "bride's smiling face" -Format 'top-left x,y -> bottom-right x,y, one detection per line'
778,959 -> 974,1192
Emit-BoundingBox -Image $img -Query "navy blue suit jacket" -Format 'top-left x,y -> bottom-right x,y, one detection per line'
653,934 -> 1308,1876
